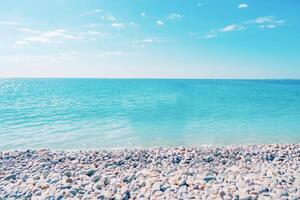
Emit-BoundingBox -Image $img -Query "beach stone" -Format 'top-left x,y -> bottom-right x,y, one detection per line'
65,178 -> 73,183
21,175 -> 29,182
42,170 -> 50,178
122,190 -> 131,200
63,171 -> 72,177
238,192 -> 252,200
86,169 -> 95,177
204,176 -> 216,183
40,183 -> 49,190
103,177 -> 110,186
4,174 -> 17,181
259,186 -> 269,194
49,178 -> 60,184
280,190 -> 289,197
0,145 -> 299,199
265,154 -> 275,162
91,175 -> 100,182
152,182 -> 162,192
186,176 -> 195,186
33,189 -> 42,196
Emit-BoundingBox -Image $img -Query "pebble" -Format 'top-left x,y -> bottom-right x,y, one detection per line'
204,175 -> 216,183
4,174 -> 17,181
0,144 -> 299,199
152,182 -> 162,191
91,175 -> 100,182
86,169 -> 95,177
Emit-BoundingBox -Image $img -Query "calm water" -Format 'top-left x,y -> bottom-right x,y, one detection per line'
0,79 -> 300,150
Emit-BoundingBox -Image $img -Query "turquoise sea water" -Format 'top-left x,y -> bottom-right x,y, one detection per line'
0,79 -> 300,150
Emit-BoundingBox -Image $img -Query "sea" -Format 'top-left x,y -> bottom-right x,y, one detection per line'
0,78 -> 299,150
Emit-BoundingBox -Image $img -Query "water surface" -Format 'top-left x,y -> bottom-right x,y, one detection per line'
0,79 -> 300,150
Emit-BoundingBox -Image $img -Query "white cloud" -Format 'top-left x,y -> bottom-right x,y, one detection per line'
15,40 -> 30,47
202,16 -> 286,40
0,20 -> 20,26
141,13 -> 146,17
86,31 -> 106,36
98,51 -> 124,57
259,24 -> 277,29
83,23 -> 102,28
202,33 -> 217,39
197,3 -> 203,7
132,44 -> 145,48
220,24 -> 244,32
266,24 -> 277,29
41,29 -> 79,39
254,16 -> 273,24
16,29 -> 80,46
81,9 -> 102,16
248,16 -> 286,29
238,4 -> 248,9
107,16 -> 116,21
19,27 -> 39,33
156,20 -> 164,26
167,13 -> 182,20
129,22 -> 138,28
132,37 -> 163,47
112,22 -> 124,29
141,37 -> 163,43
101,15 -> 116,21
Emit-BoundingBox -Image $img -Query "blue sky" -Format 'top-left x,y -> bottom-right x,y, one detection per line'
0,0 -> 299,78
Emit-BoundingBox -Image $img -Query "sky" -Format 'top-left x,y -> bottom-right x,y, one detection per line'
0,0 -> 299,78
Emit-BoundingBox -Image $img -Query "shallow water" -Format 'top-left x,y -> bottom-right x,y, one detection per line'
0,79 -> 300,150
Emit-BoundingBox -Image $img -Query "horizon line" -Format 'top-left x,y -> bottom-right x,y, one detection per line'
1,77 -> 300,80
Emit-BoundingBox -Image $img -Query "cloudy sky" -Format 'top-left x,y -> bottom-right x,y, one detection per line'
0,0 -> 299,78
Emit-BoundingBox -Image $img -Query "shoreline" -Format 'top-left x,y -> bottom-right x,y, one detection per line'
1,144 -> 299,199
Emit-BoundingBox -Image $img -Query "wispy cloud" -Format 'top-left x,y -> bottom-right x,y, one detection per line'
238,4 -> 248,9
197,3 -> 203,7
112,22 -> 124,29
167,13 -> 182,20
83,23 -> 102,28
132,37 -> 164,47
141,37 -> 163,43
15,40 -> 29,47
203,16 -> 286,39
98,51 -> 124,57
202,32 -> 217,39
19,27 -> 39,34
247,16 -> 286,29
101,15 -> 116,21
220,24 -> 245,32
0,20 -> 20,26
156,20 -> 164,26
15,29 -> 80,46
140,13 -> 146,17
80,9 -> 102,16
85,31 -> 106,36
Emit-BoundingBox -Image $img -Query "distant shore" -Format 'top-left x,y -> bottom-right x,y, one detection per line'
1,144 -> 300,199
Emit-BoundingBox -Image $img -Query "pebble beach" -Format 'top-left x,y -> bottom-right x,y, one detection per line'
1,144 -> 300,200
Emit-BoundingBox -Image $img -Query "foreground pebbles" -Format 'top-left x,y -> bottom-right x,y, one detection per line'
0,144 -> 300,199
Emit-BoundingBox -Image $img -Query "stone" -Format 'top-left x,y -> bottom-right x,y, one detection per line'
4,174 -> 17,181
259,186 -> 269,193
152,182 -> 162,192
203,176 -> 216,183
86,169 -> 95,177
104,177 -> 110,186
40,183 -> 49,190
63,171 -> 72,177
91,175 -> 100,183
69,189 -> 77,196
42,170 -> 50,178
